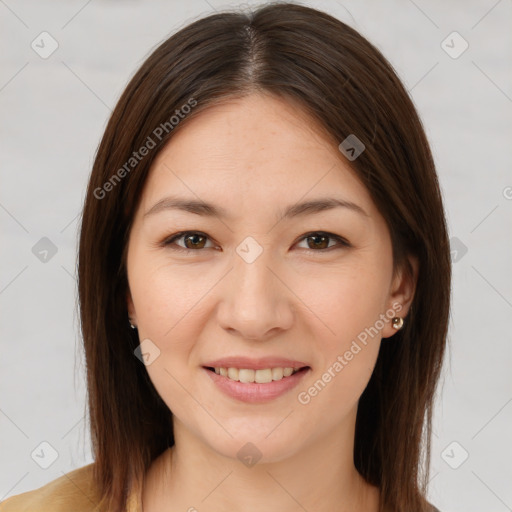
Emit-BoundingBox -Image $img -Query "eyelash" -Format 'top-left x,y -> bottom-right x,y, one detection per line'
160,231 -> 351,254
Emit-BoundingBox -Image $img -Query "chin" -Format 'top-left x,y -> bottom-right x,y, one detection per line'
203,429 -> 307,467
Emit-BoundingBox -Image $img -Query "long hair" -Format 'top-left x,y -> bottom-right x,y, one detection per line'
78,3 -> 451,511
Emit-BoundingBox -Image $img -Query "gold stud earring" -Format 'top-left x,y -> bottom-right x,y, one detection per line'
391,317 -> 404,330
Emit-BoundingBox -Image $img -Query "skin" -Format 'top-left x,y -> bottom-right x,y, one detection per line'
126,92 -> 417,512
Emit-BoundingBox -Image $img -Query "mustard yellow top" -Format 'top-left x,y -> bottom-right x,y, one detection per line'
0,463 -> 141,512
0,456 -> 442,512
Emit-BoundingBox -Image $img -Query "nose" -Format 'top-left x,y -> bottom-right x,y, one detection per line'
216,247 -> 294,341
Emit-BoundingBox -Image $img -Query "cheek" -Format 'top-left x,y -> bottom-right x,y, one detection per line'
296,259 -> 390,346
293,263 -> 387,407
129,258 -> 210,342
129,261 -> 209,414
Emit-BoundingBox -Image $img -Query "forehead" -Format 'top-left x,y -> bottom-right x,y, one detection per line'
158,93 -> 339,167
138,93 -> 375,219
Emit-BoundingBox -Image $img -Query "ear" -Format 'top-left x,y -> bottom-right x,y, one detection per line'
126,288 -> 137,326
381,255 -> 419,339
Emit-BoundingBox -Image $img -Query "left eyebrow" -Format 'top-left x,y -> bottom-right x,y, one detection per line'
279,197 -> 368,220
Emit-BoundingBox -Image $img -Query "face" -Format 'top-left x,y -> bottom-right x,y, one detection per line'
126,92 -> 415,463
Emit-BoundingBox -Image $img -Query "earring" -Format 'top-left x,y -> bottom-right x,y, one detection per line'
129,319 -> 137,330
391,317 -> 404,330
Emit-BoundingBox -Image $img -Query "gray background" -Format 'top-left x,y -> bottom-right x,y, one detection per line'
1,1 -> 511,510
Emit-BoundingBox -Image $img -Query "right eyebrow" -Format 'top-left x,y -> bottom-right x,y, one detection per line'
144,196 -> 232,219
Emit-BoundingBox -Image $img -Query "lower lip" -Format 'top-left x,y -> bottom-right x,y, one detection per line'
203,367 -> 310,403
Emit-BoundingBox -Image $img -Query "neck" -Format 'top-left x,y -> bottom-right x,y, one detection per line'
143,414 -> 380,512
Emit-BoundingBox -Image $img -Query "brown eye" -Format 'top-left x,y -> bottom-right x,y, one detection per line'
297,232 -> 350,252
306,234 -> 330,250
182,233 -> 207,249
163,231 -> 214,251
162,230 -> 349,253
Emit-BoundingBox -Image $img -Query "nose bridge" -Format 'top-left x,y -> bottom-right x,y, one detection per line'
217,236 -> 293,338
235,239 -> 274,299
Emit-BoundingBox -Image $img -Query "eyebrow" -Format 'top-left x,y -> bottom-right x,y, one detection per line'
144,195 -> 368,221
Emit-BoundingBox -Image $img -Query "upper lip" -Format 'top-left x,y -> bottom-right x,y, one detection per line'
203,356 -> 310,370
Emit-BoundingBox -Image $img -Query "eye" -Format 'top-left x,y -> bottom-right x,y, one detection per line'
162,231 -> 216,251
162,230 -> 350,253
295,231 -> 350,252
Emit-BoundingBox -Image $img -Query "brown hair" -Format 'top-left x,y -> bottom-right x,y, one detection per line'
78,3 -> 450,511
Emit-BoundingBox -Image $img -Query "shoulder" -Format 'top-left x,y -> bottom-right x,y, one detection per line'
0,463 -> 102,512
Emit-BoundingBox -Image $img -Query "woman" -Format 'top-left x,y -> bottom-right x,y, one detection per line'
1,3 -> 449,511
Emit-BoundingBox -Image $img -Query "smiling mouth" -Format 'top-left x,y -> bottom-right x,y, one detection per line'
204,366 -> 310,384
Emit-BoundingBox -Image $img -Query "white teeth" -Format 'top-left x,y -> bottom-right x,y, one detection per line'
271,367 -> 284,380
238,369 -> 254,383
227,368 -> 239,380
211,366 -> 301,383
255,368 -> 273,383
